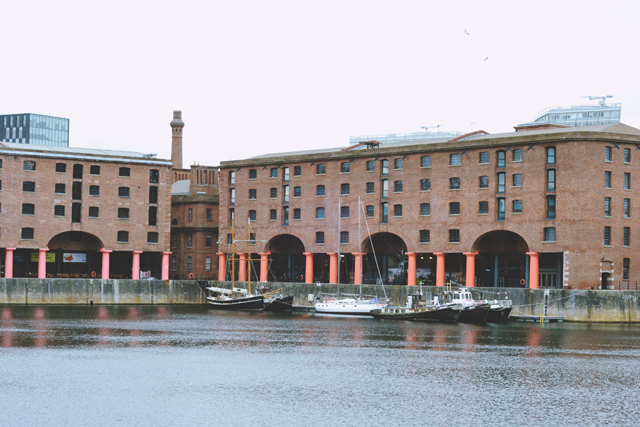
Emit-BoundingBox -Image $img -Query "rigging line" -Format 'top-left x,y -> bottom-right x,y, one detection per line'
361,201 -> 388,301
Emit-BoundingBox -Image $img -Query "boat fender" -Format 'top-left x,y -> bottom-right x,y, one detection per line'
324,298 -> 327,303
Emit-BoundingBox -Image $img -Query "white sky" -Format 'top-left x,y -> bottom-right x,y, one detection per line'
4,0 -> 640,167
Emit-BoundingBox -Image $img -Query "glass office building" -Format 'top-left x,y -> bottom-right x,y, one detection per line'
1,114 -> 69,147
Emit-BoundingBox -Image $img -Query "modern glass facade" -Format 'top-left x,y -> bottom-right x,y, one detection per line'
1,114 -> 69,146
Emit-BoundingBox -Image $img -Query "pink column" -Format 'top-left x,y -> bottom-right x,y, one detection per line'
100,248 -> 112,279
527,252 -> 539,289
238,253 -> 247,282
259,252 -> 270,282
406,252 -> 417,286
435,252 -> 445,287
38,248 -> 49,279
464,251 -> 478,287
132,251 -> 142,280
352,253 -> 363,285
304,252 -> 314,284
4,248 -> 15,278
161,251 -> 171,280
217,253 -> 226,281
328,253 -> 338,284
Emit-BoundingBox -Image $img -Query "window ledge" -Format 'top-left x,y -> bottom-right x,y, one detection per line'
449,214 -> 460,216
420,190 -> 431,193
449,188 -> 461,191
448,242 -> 460,245
542,241 -> 556,244
419,166 -> 432,169
512,212 -> 523,215
449,164 -> 461,167
478,187 -> 489,190
478,213 -> 488,216
419,242 -> 430,245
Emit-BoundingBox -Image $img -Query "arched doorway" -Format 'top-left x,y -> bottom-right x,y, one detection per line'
45,231 -> 105,278
472,231 -> 529,287
362,232 -> 408,285
265,234 -> 306,283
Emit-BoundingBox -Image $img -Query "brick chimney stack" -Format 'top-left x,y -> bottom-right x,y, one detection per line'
170,110 -> 184,169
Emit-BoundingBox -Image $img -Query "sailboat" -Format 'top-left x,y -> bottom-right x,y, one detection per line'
314,197 -> 389,315
206,219 -> 264,310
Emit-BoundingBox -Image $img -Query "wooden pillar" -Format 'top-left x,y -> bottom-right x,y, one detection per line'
304,252 -> 314,284
238,253 -> 247,282
259,252 -> 270,282
38,248 -> 49,279
132,251 -> 142,280
217,252 -> 226,281
328,253 -> 338,284
406,252 -> 417,286
435,252 -> 446,287
464,251 -> 478,287
4,248 -> 15,278
527,252 -> 539,289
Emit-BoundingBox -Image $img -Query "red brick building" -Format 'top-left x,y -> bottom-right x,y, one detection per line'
0,142 -> 172,279
217,123 -> 640,290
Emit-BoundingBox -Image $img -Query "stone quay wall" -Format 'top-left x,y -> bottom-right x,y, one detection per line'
0,279 -> 639,322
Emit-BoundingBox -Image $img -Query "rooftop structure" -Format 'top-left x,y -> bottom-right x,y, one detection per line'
1,113 -> 70,147
349,130 -> 464,146
529,96 -> 621,128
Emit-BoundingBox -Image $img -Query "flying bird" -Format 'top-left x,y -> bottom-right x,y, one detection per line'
464,29 -> 469,36
484,56 -> 489,61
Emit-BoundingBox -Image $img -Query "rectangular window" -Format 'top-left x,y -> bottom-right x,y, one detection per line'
605,171 -> 612,189
249,169 -> 257,179
88,207 -> 99,218
270,188 -> 277,198
54,205 -> 65,216
497,151 -> 506,168
547,195 -> 556,219
604,226 -> 611,246
270,209 -> 277,220
497,173 -> 505,193
394,158 -> 403,170
479,152 -> 489,164
206,209 -> 213,221
512,174 -> 523,187
149,206 -> 157,226
293,208 -> 301,220
316,207 -> 325,219
188,235 -> 193,248
381,160 -> 389,175
394,181 -> 402,192
249,189 -> 257,200
230,188 -> 235,205
21,228 -> 34,240
149,169 -> 159,184
513,149 -> 523,162
604,197 -> 611,216
317,164 -> 325,175
340,206 -> 349,218
283,185 -> 289,203
72,182 -> 82,200
341,183 -> 350,195
341,162 -> 351,173
547,147 -> 556,165
172,235 -> 177,248
56,163 -> 67,173
294,166 -> 301,176
172,257 -> 176,270
294,186 -> 301,197
450,177 -> 460,189
187,257 -> 192,271
23,160 -> 36,171
420,203 -> 430,216
366,205 -> 374,217
340,231 -> 349,244
366,182 -> 374,194
119,187 -> 130,198
119,167 -> 131,177
316,232 -> 324,244
382,179 -> 388,198
283,167 -> 290,181
497,198 -> 505,220
147,232 -> 159,244
381,202 -> 388,223
118,208 -> 130,219
479,176 -> 489,189
283,206 -> 289,226
23,181 -> 35,192
605,146 -> 612,162
624,227 -> 630,247
249,210 -> 256,221
90,165 -> 100,175
479,201 -> 488,214
366,160 -> 375,171
623,258 -> 630,280
227,234 -> 232,245
149,186 -> 158,204
547,169 -> 556,191
544,227 -> 556,242
22,203 -> 35,215
420,179 -> 431,191
73,164 -> 83,179
420,230 -> 430,243
317,185 -> 325,196
449,229 -> 460,243
394,204 -> 402,217
205,257 -> 212,271
624,198 -> 630,218
624,173 -> 631,190
624,148 -> 631,163
450,154 -> 461,166
449,202 -> 460,215
512,200 -> 523,213
420,156 -> 431,168
270,168 -> 278,178
89,185 -> 99,196
72,203 -> 81,223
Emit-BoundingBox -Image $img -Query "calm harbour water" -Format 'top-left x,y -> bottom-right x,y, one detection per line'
1,306 -> 640,427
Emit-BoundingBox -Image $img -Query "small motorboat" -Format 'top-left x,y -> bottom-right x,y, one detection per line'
441,289 -> 490,323
371,305 -> 460,322
263,295 -> 294,312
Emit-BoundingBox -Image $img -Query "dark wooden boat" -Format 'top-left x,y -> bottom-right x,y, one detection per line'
457,304 -> 491,323
207,294 -> 264,310
263,295 -> 294,312
371,305 -> 460,322
486,306 -> 513,322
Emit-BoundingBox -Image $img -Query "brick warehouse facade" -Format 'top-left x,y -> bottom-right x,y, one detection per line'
217,123 -> 640,290
0,143 -> 172,279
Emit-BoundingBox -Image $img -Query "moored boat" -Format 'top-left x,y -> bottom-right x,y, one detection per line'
371,305 -> 460,322
314,296 -> 388,316
486,305 -> 513,322
263,295 -> 294,312
441,289 -> 490,323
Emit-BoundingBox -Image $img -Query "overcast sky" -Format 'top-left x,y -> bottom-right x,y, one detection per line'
4,0 -> 639,167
